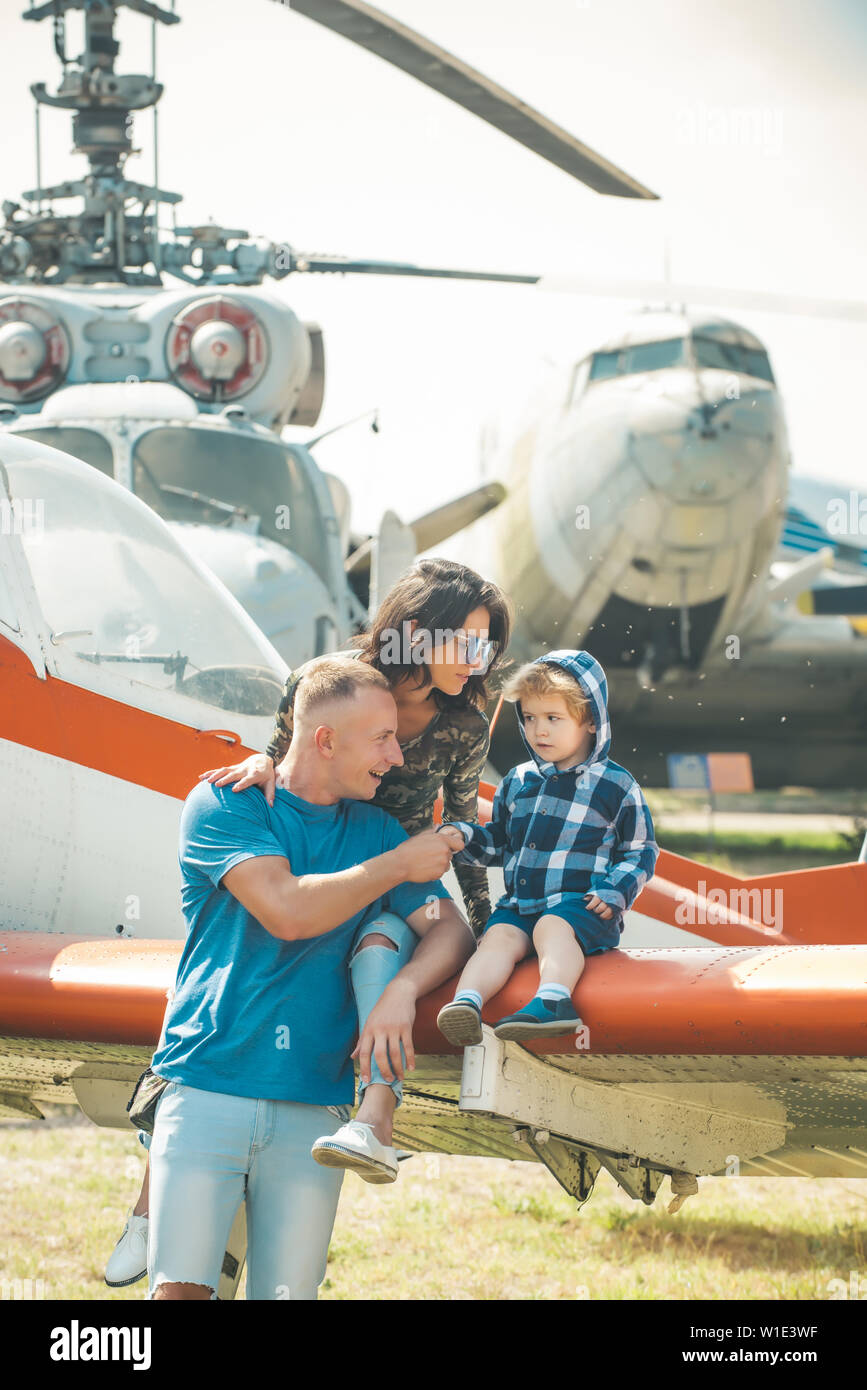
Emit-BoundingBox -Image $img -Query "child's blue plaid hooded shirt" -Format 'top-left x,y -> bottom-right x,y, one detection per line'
451,650 -> 658,919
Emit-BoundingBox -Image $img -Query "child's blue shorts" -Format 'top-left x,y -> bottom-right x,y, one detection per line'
484,896 -> 622,957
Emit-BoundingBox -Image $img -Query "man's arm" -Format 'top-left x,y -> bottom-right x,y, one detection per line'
353,896 -> 475,1085
222,828 -> 463,942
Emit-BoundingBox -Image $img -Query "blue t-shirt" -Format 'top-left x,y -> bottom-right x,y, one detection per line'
150,780 -> 451,1105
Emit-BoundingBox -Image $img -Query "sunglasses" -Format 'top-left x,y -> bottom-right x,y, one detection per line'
452,633 -> 497,670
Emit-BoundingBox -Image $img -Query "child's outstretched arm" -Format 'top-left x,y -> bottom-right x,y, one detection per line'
445,776 -> 511,867
589,784 -> 659,913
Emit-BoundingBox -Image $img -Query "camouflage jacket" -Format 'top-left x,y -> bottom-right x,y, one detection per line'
265,656 -> 491,936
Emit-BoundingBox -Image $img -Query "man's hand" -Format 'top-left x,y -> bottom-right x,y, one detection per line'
390,827 -> 461,883
585,893 -> 615,920
199,753 -> 277,807
437,825 -> 468,850
351,977 -> 417,1084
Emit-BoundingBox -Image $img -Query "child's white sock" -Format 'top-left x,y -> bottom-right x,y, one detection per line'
454,989 -> 483,1010
535,983 -> 572,1002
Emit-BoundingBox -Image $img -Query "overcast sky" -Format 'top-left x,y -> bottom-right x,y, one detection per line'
3,0 -> 866,531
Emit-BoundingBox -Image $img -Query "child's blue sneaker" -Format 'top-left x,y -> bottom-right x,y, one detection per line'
437,999 -> 483,1047
493,995 -> 583,1040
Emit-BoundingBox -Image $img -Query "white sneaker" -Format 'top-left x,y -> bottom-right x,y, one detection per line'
311,1120 -> 399,1184
104,1209 -> 149,1287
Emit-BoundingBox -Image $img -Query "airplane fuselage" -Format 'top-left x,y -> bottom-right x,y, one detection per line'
441,311 -> 867,785
487,313 -> 790,675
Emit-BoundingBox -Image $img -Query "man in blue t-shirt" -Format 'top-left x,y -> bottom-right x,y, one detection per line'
147,658 -> 471,1301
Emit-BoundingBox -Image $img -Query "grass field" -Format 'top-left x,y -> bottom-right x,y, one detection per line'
1,1109 -> 864,1301
644,787 -> 865,874
650,835 -> 860,876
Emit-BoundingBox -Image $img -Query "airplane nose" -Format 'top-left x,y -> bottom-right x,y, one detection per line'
695,400 -> 718,437
626,376 -> 781,504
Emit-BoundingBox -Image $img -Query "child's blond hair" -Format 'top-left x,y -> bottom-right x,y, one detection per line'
502,661 -> 593,726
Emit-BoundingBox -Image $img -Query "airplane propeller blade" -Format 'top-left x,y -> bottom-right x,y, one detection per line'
344,480 -> 507,575
282,0 -> 658,199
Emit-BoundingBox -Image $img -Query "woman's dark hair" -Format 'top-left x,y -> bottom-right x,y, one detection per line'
351,558 -> 512,711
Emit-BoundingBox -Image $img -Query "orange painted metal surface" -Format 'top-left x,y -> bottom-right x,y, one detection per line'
1,931 -> 865,1058
0,634 -> 255,799
642,852 -> 867,947
418,942 -> 867,1057
0,933 -> 179,1045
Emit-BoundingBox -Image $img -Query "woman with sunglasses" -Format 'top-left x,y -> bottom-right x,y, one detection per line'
208,558 -> 509,928
105,558 -> 511,1286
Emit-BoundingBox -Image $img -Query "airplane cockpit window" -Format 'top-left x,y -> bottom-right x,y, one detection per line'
691,335 -> 775,382
8,455 -> 286,716
588,349 -> 621,382
132,428 -> 329,585
625,338 -> 686,374
589,338 -> 686,382
15,427 -> 115,479
568,358 -> 591,404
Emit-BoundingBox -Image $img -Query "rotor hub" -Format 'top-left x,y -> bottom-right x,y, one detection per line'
0,321 -> 46,382
0,298 -> 70,402
166,296 -> 269,400
189,320 -> 247,381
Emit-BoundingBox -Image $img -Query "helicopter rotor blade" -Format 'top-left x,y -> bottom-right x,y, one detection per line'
282,0 -> 658,200
282,252 -> 867,323
538,272 -> 867,322
286,252 -> 539,284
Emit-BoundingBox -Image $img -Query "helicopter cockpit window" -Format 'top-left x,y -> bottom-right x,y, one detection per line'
132,428 -> 329,585
15,428 -> 115,479
588,338 -> 686,382
692,335 -> 775,383
7,455 -> 286,717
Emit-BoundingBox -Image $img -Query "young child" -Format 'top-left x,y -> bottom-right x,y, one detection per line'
437,649 -> 658,1044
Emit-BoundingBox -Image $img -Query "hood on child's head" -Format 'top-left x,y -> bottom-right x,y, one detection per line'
516,649 -> 611,771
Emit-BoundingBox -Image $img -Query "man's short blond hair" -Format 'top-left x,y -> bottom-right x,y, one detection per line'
502,661 -> 593,725
293,657 -> 390,725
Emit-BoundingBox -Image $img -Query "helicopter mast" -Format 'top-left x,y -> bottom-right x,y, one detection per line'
0,0 -> 183,285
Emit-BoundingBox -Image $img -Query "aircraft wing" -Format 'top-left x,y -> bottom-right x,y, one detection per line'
2,909 -> 866,1207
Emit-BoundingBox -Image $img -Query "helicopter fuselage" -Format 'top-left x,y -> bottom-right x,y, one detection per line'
0,282 -> 363,665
